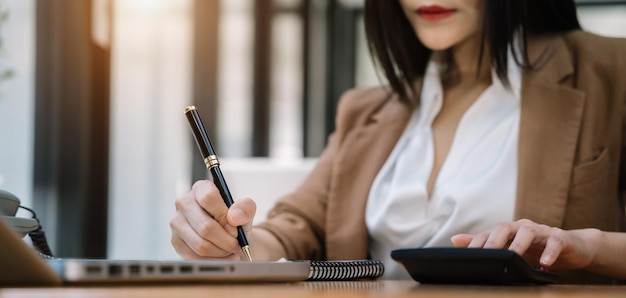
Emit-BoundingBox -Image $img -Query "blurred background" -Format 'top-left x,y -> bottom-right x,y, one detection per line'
0,0 -> 625,260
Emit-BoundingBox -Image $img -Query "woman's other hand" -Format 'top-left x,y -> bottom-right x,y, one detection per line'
170,180 -> 256,260
450,219 -> 601,271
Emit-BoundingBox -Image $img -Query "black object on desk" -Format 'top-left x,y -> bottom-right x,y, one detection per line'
391,248 -> 559,285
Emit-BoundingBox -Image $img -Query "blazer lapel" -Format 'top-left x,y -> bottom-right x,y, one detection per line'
326,93 -> 414,260
515,34 -> 586,227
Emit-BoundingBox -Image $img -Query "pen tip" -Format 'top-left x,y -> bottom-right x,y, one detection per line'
184,106 -> 196,113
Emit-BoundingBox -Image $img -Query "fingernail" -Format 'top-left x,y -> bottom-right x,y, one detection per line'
540,254 -> 552,266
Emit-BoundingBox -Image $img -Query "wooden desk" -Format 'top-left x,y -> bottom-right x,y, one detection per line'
1,281 -> 625,298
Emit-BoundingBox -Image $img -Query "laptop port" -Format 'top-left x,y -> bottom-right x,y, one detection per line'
129,265 -> 141,276
108,265 -> 123,277
180,265 -> 193,274
85,265 -> 102,275
198,266 -> 225,272
160,265 -> 174,274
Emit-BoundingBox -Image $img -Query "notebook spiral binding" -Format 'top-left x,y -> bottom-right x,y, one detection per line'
307,260 -> 385,281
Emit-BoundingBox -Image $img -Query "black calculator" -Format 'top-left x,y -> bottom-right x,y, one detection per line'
391,247 -> 559,285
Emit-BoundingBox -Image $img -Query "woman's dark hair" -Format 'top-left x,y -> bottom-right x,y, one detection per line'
364,0 -> 581,104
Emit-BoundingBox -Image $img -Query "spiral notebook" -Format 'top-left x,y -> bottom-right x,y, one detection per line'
294,259 -> 385,281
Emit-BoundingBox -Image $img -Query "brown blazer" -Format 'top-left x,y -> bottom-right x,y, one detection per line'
257,31 -> 626,283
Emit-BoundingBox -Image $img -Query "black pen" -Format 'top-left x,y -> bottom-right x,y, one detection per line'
184,105 -> 253,262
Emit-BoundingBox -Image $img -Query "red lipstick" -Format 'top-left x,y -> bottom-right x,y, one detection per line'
416,5 -> 457,21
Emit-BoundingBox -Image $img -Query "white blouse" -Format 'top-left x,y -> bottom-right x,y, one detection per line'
366,52 -> 522,279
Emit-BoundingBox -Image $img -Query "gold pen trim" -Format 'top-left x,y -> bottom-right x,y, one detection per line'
203,155 -> 220,169
241,245 -> 253,262
184,105 -> 197,113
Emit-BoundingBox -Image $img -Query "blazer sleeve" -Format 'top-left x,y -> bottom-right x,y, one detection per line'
254,87 -> 389,260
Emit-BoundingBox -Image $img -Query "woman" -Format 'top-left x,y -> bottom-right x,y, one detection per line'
170,0 -> 626,282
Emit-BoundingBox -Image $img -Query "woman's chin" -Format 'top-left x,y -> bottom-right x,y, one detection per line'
416,35 -> 456,51
415,30 -> 473,51
422,43 -> 453,52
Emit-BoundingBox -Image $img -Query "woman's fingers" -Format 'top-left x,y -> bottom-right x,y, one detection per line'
539,229 -> 567,267
506,221 -> 545,256
451,220 -> 600,271
171,232 -> 240,261
454,220 -> 567,267
191,181 -> 232,231
170,206 -> 239,258
465,219 -> 541,251
228,198 -> 257,231
170,226 -> 233,260
177,186 -> 241,253
170,180 -> 260,260
458,219 -> 551,260
170,180 -> 259,260
186,209 -> 241,254
450,234 -> 473,247
481,222 -> 518,249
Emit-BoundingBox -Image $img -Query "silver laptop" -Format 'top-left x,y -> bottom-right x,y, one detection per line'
0,218 -> 310,286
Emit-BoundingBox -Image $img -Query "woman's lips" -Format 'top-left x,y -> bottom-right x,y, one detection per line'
415,5 -> 457,21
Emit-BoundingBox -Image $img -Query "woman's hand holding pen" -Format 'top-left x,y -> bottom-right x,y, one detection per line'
170,180 -> 257,261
